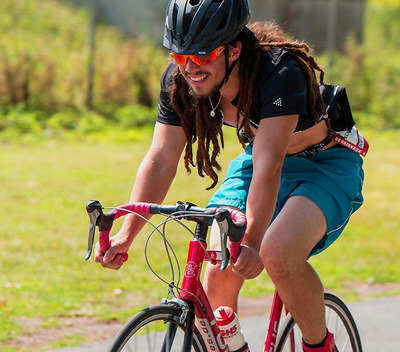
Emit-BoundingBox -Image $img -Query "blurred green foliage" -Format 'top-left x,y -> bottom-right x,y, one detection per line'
0,0 -> 399,139
0,0 -> 166,135
320,0 -> 400,129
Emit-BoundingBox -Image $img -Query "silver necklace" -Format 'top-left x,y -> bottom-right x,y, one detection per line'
208,95 -> 222,117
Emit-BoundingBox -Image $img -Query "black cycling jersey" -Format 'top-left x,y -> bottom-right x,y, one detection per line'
157,48 -> 316,133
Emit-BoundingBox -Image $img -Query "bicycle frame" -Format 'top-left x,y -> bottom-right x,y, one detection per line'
86,200 -> 363,352
177,221 -> 286,352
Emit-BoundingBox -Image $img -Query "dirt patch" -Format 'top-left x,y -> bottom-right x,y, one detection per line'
2,317 -> 122,351
238,294 -> 274,317
345,281 -> 400,300
238,281 -> 400,317
2,283 -> 400,351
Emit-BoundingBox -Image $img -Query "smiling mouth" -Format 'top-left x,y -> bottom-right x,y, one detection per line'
188,74 -> 208,82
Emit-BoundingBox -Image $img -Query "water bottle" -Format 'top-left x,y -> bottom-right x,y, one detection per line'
214,306 -> 250,352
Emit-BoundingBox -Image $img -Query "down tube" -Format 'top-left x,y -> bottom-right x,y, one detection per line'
195,285 -> 229,352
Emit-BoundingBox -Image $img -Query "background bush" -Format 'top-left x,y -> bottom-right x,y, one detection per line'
0,0 -> 399,138
320,0 -> 400,129
0,0 -> 166,129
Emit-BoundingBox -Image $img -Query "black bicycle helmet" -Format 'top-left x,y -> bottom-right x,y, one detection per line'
163,0 -> 250,55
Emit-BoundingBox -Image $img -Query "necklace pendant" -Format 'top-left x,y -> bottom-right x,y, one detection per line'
208,95 -> 221,118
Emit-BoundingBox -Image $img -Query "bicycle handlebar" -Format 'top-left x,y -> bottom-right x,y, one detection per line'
85,200 -> 247,269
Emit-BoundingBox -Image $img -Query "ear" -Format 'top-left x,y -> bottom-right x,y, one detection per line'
228,41 -> 242,62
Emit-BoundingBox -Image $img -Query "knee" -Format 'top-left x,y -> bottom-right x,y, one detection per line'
259,241 -> 297,282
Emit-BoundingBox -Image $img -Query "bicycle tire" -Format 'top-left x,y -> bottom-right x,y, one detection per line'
108,304 -> 207,352
275,293 -> 363,352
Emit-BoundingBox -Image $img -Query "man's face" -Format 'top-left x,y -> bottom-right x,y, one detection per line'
177,52 -> 227,98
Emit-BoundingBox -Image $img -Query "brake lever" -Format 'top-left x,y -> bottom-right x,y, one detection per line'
220,231 -> 230,271
85,200 -> 103,260
215,209 -> 231,271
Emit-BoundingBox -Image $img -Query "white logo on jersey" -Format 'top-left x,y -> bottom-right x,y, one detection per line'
273,98 -> 282,107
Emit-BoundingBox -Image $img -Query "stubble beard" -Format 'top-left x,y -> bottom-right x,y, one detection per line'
188,83 -> 220,100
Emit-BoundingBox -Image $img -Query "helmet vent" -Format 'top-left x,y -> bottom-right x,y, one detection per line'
217,14 -> 228,31
189,0 -> 200,5
197,13 -> 212,37
237,6 -> 243,21
172,4 -> 179,32
183,14 -> 194,35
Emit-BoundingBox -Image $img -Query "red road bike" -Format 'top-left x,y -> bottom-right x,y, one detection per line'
85,200 -> 363,352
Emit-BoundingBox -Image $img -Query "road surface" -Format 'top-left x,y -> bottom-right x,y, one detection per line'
48,295 -> 400,352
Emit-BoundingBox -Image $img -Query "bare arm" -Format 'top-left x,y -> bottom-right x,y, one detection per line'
122,122 -> 186,236
95,122 -> 186,269
233,115 -> 298,278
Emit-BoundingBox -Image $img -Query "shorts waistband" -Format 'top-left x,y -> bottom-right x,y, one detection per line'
286,136 -> 332,158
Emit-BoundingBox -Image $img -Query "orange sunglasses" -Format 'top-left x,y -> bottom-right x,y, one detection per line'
171,46 -> 225,66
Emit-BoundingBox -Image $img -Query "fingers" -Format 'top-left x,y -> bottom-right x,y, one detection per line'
94,242 -> 125,270
232,245 -> 264,279
103,247 -> 116,264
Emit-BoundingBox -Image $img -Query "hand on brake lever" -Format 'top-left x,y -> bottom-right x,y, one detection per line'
94,232 -> 131,270
232,244 -> 264,279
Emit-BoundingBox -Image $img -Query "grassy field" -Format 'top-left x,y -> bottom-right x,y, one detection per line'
1,129 -> 400,350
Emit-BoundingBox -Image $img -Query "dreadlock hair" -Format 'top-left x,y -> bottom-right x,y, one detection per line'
170,21 -> 326,190
170,73 -> 224,190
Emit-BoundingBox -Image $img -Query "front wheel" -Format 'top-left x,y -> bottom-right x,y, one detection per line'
108,304 -> 207,352
276,293 -> 363,352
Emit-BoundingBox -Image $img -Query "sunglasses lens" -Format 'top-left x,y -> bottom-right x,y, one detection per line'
191,56 -> 207,66
203,50 -> 219,64
172,46 -> 224,66
171,52 -> 188,66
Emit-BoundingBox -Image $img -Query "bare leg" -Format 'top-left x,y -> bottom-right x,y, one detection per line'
260,196 -> 328,345
203,221 -> 244,312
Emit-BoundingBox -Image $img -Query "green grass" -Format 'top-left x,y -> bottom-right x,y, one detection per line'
0,129 -> 399,350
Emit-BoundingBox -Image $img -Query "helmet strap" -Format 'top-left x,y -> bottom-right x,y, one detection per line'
215,44 -> 239,92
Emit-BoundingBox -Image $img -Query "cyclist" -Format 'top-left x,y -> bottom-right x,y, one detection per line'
95,1 -> 365,351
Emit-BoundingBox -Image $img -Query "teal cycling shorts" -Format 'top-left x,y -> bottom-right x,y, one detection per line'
208,145 -> 364,256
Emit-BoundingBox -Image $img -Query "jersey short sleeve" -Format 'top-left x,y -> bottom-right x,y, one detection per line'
156,62 -> 182,126
255,50 -> 308,121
